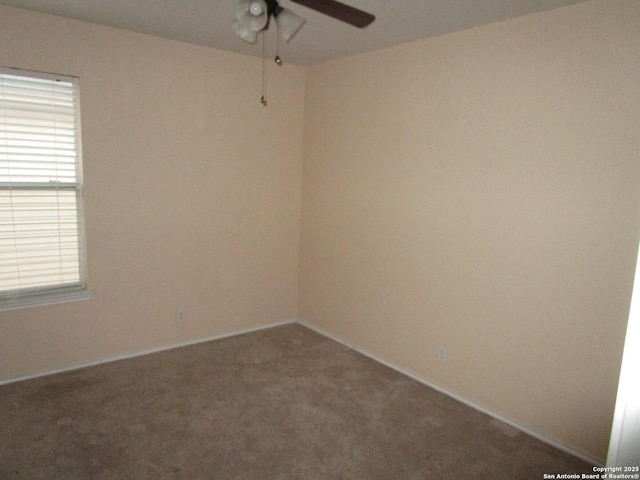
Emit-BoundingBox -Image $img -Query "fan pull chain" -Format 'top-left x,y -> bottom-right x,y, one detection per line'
260,33 -> 267,106
275,25 -> 282,66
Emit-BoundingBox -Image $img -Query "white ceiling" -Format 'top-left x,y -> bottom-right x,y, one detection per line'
0,0 -> 588,66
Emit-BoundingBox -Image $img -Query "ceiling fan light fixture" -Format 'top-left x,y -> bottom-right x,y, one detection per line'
233,20 -> 259,43
236,0 -> 269,32
274,8 -> 306,42
249,1 -> 265,16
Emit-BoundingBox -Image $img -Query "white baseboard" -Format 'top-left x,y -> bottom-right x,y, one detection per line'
296,318 -> 604,467
0,319 -> 297,386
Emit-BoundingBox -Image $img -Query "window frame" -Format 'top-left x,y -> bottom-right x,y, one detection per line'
0,67 -> 91,312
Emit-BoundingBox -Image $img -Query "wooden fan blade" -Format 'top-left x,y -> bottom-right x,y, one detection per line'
290,0 -> 375,28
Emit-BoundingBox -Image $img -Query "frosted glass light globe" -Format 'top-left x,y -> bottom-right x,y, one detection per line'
249,1 -> 264,16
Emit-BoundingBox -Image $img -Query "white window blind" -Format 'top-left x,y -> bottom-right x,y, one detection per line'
0,67 -> 89,310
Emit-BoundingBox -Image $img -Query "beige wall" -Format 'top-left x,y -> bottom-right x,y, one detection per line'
0,6 -> 304,379
299,0 -> 640,462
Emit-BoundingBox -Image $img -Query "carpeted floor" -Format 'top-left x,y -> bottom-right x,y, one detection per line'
0,323 -> 592,479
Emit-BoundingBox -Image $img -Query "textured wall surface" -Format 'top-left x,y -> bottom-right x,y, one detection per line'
299,0 -> 640,461
0,6 -> 304,381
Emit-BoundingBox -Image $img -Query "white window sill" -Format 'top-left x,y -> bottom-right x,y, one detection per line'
0,289 -> 93,313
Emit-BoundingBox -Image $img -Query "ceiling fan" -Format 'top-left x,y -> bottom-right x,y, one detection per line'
233,0 -> 375,105
233,0 -> 375,44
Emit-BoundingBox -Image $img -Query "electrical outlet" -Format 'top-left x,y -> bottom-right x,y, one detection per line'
176,308 -> 186,323
437,345 -> 447,364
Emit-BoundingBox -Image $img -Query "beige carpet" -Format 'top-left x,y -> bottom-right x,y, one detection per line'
0,323 -> 591,479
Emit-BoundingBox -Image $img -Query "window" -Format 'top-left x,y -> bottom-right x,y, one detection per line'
0,67 -> 90,311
